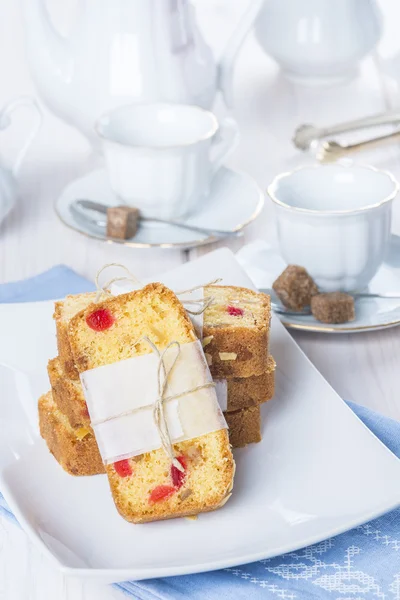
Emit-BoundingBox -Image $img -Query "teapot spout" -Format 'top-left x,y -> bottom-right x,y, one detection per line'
218,0 -> 265,108
22,0 -> 72,86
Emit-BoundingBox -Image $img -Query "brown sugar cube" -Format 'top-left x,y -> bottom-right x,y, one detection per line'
273,265 -> 318,311
311,292 -> 355,324
106,206 -> 139,239
225,406 -> 261,448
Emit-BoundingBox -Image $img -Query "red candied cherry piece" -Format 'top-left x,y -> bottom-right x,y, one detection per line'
114,459 -> 133,477
149,485 -> 176,503
171,455 -> 187,488
226,305 -> 244,317
82,404 -> 90,418
86,308 -> 115,331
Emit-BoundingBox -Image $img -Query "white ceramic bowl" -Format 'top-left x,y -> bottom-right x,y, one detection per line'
254,0 -> 382,85
268,164 -> 398,292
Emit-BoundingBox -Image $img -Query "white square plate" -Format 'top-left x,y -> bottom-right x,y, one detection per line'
1,249 -> 400,584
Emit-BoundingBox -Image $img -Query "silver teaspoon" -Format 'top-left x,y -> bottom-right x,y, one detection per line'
71,199 -> 241,239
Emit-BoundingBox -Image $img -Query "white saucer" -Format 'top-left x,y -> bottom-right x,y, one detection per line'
1,249 -> 400,582
237,239 -> 400,333
55,167 -> 264,249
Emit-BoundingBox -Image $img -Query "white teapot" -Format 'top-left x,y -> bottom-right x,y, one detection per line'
22,0 -> 264,147
0,97 -> 42,227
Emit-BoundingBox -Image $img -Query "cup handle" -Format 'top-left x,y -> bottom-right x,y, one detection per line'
0,96 -> 43,177
210,117 -> 240,176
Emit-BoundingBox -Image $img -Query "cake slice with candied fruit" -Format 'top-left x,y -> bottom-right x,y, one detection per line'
53,292 -> 97,379
202,285 -> 271,378
68,283 -> 234,523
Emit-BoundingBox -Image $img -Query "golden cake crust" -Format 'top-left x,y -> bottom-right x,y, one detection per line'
38,391 -> 104,476
54,304 -> 79,379
54,292 -> 97,379
48,357 -> 89,428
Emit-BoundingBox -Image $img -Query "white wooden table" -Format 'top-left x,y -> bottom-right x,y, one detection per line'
2,0 -> 400,597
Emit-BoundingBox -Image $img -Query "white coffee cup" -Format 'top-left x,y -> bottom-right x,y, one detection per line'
95,103 -> 239,221
268,164 -> 398,292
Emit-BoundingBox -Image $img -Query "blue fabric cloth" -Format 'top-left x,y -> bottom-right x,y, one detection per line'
1,266 -> 400,600
0,265 -> 95,302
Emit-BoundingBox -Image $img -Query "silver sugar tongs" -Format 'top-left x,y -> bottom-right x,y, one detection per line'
293,110 -> 400,151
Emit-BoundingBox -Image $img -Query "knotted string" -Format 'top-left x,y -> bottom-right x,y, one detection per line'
176,278 -> 222,315
175,278 -> 222,295
94,264 -> 222,316
151,338 -> 181,470
91,336 -> 215,471
95,263 -> 142,302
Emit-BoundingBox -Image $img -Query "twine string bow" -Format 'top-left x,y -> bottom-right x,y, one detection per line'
94,263 -> 221,315
91,336 -> 215,471
95,263 -> 142,302
148,338 -> 183,471
175,278 -> 222,315
92,264 -> 220,468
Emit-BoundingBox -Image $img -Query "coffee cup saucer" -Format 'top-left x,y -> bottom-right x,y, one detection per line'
55,166 -> 264,249
236,240 -> 400,333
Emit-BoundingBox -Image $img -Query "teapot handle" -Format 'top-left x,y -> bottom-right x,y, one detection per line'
218,0 -> 265,108
0,96 -> 43,177
210,118 -> 240,176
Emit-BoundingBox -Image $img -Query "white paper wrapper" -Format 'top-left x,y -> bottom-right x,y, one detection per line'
215,380 -> 228,412
81,340 -> 227,464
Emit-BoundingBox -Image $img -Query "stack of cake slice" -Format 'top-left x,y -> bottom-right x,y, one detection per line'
67,284 -> 234,522
39,291 -> 103,475
41,284 -> 234,522
38,390 -> 104,476
39,283 -> 274,479
202,285 -> 274,448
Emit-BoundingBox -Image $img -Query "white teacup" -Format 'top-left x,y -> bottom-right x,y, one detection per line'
268,164 -> 398,292
95,103 -> 239,221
